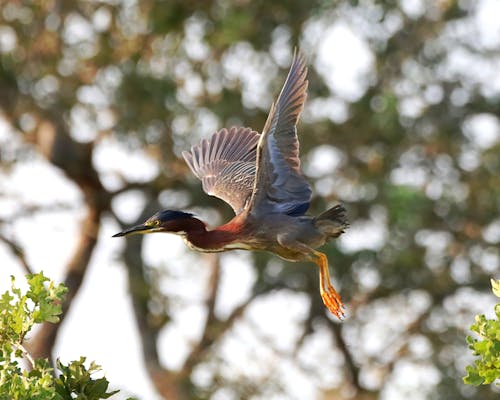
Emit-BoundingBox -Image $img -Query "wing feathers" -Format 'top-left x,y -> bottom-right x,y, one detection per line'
249,50 -> 312,216
183,127 -> 260,214
183,50 -> 312,217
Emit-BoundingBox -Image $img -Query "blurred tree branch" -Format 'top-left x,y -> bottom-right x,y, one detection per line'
0,234 -> 34,275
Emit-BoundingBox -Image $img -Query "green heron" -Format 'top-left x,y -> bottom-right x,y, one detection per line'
114,51 -> 349,318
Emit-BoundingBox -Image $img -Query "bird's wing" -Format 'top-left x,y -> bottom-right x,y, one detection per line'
182,127 -> 260,215
247,50 -> 312,216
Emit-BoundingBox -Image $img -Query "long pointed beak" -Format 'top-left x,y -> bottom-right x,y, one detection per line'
112,224 -> 155,237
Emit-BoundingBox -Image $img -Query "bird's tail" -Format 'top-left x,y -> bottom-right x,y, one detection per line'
314,204 -> 349,238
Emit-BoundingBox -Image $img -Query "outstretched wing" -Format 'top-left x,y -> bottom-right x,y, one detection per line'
182,127 -> 260,215
248,50 -> 312,216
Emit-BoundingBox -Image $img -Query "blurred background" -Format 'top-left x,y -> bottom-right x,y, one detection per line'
0,0 -> 499,399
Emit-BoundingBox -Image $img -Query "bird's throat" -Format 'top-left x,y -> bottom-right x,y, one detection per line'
183,217 -> 246,253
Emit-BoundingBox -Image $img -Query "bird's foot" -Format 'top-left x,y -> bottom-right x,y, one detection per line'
320,284 -> 345,319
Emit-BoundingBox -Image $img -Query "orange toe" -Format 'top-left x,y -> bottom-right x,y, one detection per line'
320,286 -> 345,319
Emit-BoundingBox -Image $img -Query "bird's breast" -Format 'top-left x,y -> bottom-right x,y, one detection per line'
182,237 -> 224,253
222,242 -> 255,251
182,235 -> 254,253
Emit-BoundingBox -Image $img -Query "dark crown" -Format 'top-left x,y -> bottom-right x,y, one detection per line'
148,210 -> 194,223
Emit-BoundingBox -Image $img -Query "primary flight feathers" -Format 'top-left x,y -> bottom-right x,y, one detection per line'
183,50 -> 311,217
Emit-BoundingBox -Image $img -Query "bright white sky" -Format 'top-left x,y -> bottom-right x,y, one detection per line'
1,1 -> 500,399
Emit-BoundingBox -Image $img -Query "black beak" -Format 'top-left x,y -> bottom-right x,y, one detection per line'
112,224 -> 155,237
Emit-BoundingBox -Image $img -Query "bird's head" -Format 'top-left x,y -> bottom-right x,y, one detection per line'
112,210 -> 199,237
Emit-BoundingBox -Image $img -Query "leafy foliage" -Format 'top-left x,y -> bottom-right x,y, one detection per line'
54,358 -> 119,400
0,273 -> 66,346
0,273 -> 121,400
464,279 -> 500,386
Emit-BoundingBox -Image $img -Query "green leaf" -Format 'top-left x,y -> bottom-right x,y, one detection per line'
464,280 -> 500,386
26,272 -> 50,302
0,273 -> 119,399
492,279 -> 500,298
55,358 -> 119,399
463,365 -> 484,386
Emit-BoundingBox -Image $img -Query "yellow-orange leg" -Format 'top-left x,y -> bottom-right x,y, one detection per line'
314,251 -> 345,319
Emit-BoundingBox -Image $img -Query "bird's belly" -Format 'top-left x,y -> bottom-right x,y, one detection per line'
182,237 -> 224,253
183,236 -> 254,253
272,247 -> 309,262
223,242 -> 255,251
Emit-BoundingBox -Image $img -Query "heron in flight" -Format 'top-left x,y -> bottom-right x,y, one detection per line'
114,51 -> 348,318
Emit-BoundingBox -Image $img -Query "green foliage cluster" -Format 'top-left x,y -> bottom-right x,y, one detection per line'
464,279 -> 500,386
0,272 -> 120,400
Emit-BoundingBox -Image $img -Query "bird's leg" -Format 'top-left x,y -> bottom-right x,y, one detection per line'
313,251 -> 345,319
276,235 -> 345,318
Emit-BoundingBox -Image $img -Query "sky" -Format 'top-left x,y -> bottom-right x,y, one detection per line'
1,1 -> 500,399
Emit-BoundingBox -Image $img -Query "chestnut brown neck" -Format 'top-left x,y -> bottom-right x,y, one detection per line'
175,216 -> 246,251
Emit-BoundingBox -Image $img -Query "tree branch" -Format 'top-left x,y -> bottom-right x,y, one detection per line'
120,200 -> 190,400
325,317 -> 363,390
0,233 -> 34,275
26,196 -> 102,361
182,253 -> 220,374
24,119 -> 109,362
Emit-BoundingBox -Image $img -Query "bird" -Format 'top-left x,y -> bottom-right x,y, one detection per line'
113,50 -> 349,318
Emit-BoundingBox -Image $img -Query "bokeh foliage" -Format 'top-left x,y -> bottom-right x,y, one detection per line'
1,0 -> 499,399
